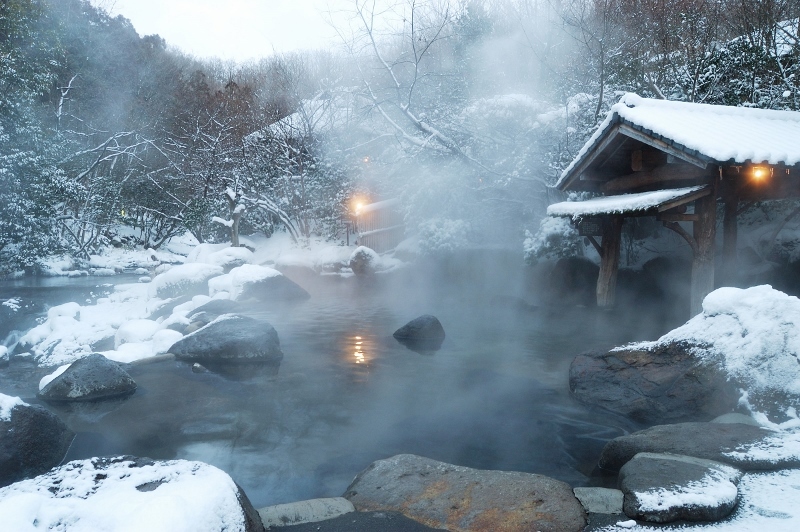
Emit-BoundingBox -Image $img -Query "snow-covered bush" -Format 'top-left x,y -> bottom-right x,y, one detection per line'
417,218 -> 471,257
524,217 -> 583,265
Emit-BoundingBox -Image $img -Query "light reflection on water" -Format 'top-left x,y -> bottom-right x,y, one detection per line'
0,256 -> 670,508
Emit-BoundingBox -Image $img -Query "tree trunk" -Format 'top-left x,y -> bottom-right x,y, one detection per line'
690,194 -> 717,316
597,215 -> 622,308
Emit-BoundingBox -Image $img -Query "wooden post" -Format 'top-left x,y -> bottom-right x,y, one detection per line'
721,192 -> 738,285
597,215 -> 622,308
690,193 -> 717,315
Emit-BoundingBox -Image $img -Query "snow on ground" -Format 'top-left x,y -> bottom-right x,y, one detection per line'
621,285 -> 800,401
0,393 -> 26,421
599,469 -> 800,531
17,233 -> 377,367
0,457 -> 247,532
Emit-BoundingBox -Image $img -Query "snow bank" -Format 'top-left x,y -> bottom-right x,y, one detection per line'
18,283 -> 160,367
185,243 -> 230,264
208,264 -> 281,300
623,285 -> 800,401
0,457 -> 247,532
246,233 -> 353,272
0,393 -> 26,421
114,319 -> 162,348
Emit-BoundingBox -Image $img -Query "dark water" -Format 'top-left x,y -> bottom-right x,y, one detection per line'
0,253 -> 675,508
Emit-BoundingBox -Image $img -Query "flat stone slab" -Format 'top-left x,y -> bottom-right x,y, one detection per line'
619,453 -> 742,523
258,497 -> 354,528
279,510 -> 442,531
600,422 -> 800,471
344,454 -> 586,532
573,487 -> 624,514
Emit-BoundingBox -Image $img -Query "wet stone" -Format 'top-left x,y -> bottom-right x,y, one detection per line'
39,354 -> 137,402
344,454 -> 586,532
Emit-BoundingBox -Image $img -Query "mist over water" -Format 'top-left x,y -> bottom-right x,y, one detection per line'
1,252 -> 683,508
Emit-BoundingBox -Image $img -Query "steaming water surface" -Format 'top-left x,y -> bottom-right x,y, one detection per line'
1,255 -> 668,508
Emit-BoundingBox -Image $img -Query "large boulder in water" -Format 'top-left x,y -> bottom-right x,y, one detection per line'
344,454 -> 586,532
569,341 -> 739,424
0,394 -> 74,487
393,315 -> 445,351
0,456 -> 264,531
167,314 -> 283,365
38,354 -> 137,402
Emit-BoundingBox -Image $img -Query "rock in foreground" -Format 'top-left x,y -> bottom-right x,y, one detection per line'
38,353 -> 137,402
168,314 -> 283,365
0,456 -> 264,531
344,454 -> 586,532
0,395 -> 74,487
349,246 -> 379,276
599,422 -> 800,472
569,342 -> 739,424
618,453 -> 742,523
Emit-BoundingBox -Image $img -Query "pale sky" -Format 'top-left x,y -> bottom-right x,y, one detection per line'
90,0 -> 355,62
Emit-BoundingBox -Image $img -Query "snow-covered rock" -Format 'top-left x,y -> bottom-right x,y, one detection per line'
618,453 -> 742,523
0,456 -> 265,531
625,285 -> 800,417
0,394 -> 74,487
208,264 -> 309,302
167,315 -> 283,366
349,246 -> 379,275
206,246 -> 254,270
0,346 -> 8,368
149,263 -> 223,299
38,354 -> 137,402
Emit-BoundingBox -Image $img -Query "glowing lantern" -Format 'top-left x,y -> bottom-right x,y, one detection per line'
751,166 -> 769,181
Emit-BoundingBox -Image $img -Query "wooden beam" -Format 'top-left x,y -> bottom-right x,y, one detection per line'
663,221 -> 698,255
690,192 -> 717,316
658,186 -> 712,213
658,213 -> 700,223
721,190 -> 738,285
597,216 -> 623,308
618,124 -> 710,169
560,124 -> 623,190
602,164 -> 711,193
631,149 -> 643,172
586,235 -> 602,255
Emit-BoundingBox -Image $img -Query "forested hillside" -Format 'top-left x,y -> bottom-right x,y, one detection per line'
1,0 -> 798,273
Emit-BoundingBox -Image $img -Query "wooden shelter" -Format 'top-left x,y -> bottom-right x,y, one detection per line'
549,94 -> 800,314
355,198 -> 405,253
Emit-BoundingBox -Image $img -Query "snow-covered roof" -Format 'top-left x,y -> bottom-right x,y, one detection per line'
557,93 -> 800,189
547,186 -> 709,219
